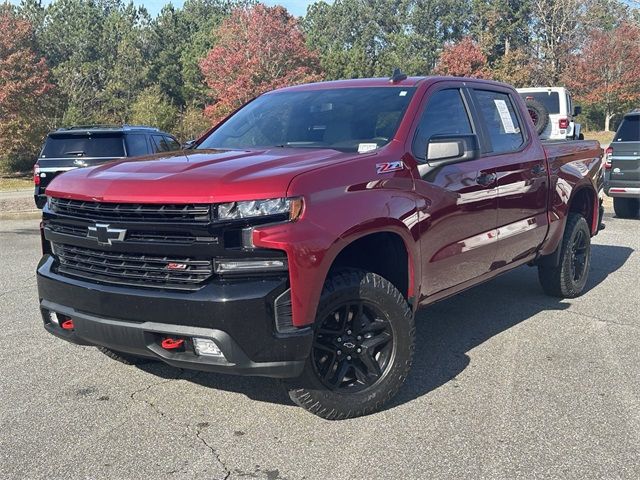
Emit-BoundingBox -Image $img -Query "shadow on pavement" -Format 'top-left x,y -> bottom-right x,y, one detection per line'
138,243 -> 634,412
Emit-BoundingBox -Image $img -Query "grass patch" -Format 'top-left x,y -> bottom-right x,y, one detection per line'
583,131 -> 615,146
0,177 -> 32,191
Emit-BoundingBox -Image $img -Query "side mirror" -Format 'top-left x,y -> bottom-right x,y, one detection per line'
182,139 -> 196,149
573,105 -> 582,116
419,134 -> 480,177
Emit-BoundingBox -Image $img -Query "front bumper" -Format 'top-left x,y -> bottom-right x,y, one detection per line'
37,256 -> 311,378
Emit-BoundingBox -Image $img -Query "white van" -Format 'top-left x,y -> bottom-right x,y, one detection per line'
517,87 -> 583,140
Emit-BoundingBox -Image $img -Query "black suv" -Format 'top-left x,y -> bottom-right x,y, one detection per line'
605,111 -> 640,218
33,125 -> 181,208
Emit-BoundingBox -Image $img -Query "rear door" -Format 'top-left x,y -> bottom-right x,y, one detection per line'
411,83 -> 499,295
469,87 -> 549,266
609,115 -> 640,192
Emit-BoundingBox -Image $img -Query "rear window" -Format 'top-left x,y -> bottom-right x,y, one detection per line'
518,92 -> 560,114
41,133 -> 125,158
614,116 -> 640,142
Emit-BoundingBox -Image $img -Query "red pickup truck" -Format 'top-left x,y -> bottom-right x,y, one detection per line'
38,75 -> 603,419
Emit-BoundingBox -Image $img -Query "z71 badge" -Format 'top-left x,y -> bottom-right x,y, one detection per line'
376,161 -> 405,174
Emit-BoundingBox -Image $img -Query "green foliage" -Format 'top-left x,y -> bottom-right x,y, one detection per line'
174,104 -> 213,143
2,0 -> 638,165
130,85 -> 179,133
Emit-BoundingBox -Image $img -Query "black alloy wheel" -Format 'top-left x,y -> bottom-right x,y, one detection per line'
570,228 -> 589,283
312,301 -> 394,393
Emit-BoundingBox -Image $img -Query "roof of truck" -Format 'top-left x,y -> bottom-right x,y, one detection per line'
272,76 -> 513,93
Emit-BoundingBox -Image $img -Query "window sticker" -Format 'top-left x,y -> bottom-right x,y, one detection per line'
399,91 -> 408,97
358,143 -> 378,153
493,99 -> 516,133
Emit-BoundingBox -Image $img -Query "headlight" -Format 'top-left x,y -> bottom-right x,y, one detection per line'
217,197 -> 303,221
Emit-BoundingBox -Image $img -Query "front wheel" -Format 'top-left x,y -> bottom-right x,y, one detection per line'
538,213 -> 591,298
285,269 -> 415,420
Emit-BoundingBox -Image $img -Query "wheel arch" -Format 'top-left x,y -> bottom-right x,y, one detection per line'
568,184 -> 598,235
326,228 -> 418,308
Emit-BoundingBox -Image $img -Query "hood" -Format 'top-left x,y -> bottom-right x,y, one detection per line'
45,148 -> 356,203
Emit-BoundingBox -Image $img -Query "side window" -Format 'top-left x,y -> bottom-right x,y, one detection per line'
125,135 -> 149,157
473,90 -> 524,154
164,136 -> 181,151
412,89 -> 472,160
152,135 -> 170,153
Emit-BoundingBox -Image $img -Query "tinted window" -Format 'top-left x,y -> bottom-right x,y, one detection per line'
125,134 -> 149,156
164,136 -> 181,151
197,87 -> 416,153
412,89 -> 472,160
614,116 -> 640,142
152,135 -> 171,152
475,90 -> 524,154
41,134 -> 125,158
518,92 -> 560,114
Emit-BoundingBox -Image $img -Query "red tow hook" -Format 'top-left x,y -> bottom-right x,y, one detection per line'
61,319 -> 75,330
161,338 -> 185,350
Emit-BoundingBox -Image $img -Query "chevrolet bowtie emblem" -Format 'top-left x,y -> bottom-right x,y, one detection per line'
87,224 -> 127,245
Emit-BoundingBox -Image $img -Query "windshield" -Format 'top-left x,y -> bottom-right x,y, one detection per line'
519,92 -> 560,114
614,116 -> 639,142
197,87 -> 416,153
41,133 -> 125,158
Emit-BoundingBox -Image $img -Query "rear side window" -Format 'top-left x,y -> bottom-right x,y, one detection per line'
614,116 -> 640,142
41,134 -> 125,158
518,92 -> 560,114
152,135 -> 171,153
474,90 -> 524,154
125,135 -> 149,156
164,136 -> 181,151
412,89 -> 473,160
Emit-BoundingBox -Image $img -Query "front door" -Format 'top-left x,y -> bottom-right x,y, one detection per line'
410,85 -> 499,296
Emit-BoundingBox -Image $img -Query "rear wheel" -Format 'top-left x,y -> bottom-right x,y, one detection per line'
285,269 -> 415,420
538,213 -> 591,298
98,347 -> 155,365
613,197 -> 640,219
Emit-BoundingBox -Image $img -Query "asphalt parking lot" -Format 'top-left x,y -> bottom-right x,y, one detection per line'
1,210 -> 638,480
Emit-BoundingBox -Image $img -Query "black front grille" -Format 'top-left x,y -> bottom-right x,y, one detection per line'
47,223 -> 198,244
49,198 -> 210,222
52,243 -> 213,290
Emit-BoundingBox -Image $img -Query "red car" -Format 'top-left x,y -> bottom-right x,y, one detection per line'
38,74 -> 603,419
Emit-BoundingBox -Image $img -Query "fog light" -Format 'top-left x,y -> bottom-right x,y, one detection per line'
49,311 -> 59,325
193,338 -> 224,358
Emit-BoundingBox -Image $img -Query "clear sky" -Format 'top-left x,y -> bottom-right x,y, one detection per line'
9,1 -> 330,17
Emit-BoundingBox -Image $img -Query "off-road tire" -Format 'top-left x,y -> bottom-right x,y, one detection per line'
613,197 -> 640,219
285,269 -> 415,420
98,346 -> 155,365
538,213 -> 591,298
525,98 -> 550,136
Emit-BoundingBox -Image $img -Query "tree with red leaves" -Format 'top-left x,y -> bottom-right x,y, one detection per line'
0,5 -> 54,171
200,4 -> 322,123
434,37 -> 489,79
564,22 -> 640,131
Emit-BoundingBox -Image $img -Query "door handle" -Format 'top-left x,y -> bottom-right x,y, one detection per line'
476,172 -> 496,186
531,164 -> 547,176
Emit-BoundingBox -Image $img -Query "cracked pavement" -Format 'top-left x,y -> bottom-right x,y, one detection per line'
1,209 -> 639,479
